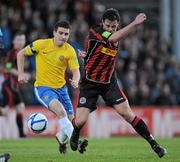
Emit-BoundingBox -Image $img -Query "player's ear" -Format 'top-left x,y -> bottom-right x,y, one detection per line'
117,24 -> 120,30
53,30 -> 56,37
101,19 -> 103,23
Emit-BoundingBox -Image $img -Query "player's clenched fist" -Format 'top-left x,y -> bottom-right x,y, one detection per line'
69,79 -> 79,88
133,13 -> 147,25
18,73 -> 30,84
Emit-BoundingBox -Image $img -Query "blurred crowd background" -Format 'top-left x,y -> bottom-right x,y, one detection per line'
0,0 -> 180,106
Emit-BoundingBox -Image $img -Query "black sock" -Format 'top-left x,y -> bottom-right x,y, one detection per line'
131,116 -> 158,147
72,118 -> 81,134
16,113 -> 25,137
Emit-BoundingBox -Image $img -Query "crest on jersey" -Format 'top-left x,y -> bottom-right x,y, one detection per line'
59,56 -> 65,62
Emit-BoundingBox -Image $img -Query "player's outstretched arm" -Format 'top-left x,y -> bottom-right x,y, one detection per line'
108,13 -> 147,43
17,48 -> 30,84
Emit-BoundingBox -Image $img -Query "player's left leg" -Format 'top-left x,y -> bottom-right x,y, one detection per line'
113,101 -> 167,158
70,107 -> 89,153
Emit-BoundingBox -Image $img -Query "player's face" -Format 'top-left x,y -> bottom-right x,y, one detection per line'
53,27 -> 70,46
102,19 -> 119,33
13,35 -> 26,50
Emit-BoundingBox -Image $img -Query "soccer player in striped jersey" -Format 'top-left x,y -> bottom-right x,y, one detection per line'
70,8 -> 167,158
17,20 -> 85,154
0,28 -> 11,162
2,32 -> 27,138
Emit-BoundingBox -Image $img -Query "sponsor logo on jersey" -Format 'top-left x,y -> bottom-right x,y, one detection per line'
101,47 -> 117,57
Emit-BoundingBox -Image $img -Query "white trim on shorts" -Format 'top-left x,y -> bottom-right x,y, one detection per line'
34,87 -> 48,108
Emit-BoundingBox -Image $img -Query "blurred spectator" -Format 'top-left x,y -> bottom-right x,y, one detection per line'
2,32 -> 28,137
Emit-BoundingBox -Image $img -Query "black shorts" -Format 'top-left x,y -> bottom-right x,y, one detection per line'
77,77 -> 127,112
1,80 -> 22,107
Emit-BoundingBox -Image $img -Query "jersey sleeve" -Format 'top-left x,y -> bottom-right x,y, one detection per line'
24,40 -> 42,56
68,47 -> 79,70
89,26 -> 112,42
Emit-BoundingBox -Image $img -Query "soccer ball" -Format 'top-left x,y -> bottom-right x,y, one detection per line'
27,113 -> 48,133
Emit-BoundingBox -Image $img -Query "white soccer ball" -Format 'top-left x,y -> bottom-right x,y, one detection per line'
27,113 -> 48,133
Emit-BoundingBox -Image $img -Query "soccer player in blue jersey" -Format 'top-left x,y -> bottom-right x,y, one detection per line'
17,20 -> 86,154
70,8 -> 167,158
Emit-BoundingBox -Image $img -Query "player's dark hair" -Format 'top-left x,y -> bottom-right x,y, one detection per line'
53,20 -> 71,31
14,31 -> 25,37
102,8 -> 120,22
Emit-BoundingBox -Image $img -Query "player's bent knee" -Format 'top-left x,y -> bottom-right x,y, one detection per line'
16,103 -> 25,112
75,107 -> 89,127
57,108 -> 67,118
75,119 -> 86,128
114,102 -> 135,123
1,106 -> 9,116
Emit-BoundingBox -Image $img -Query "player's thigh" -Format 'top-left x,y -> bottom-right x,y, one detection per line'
77,81 -> 99,112
113,100 -> 135,123
1,83 -> 12,106
57,85 -> 74,116
101,80 -> 127,106
13,90 -> 25,112
68,114 -> 74,122
49,99 -> 67,117
34,86 -> 59,108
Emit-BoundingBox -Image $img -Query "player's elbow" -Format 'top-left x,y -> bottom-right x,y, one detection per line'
18,49 -> 26,57
108,35 -> 119,43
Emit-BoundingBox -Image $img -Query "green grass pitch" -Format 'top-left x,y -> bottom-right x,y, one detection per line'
0,137 -> 179,162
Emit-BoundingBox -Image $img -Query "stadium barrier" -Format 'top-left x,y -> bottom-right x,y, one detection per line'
0,106 -> 180,139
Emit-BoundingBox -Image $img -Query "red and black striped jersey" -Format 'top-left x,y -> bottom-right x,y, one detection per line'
84,25 -> 119,84
3,49 -> 19,88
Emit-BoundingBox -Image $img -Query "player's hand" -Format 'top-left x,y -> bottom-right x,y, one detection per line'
78,49 -> 87,58
18,72 -> 30,84
133,13 -> 146,25
69,78 -> 79,88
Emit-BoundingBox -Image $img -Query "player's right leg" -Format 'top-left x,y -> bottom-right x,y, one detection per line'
70,79 -> 98,152
49,99 -> 74,154
0,153 -> 11,162
34,86 -> 73,154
